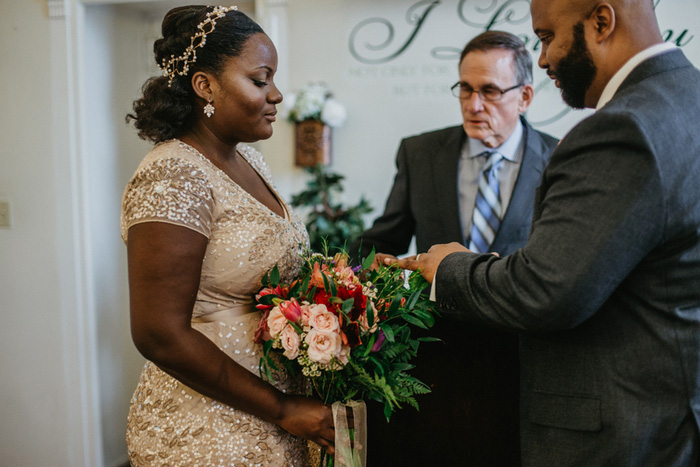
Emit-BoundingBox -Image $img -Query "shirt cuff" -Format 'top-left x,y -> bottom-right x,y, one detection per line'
429,275 -> 437,302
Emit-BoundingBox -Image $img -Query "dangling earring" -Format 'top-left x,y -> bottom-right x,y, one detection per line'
204,99 -> 215,118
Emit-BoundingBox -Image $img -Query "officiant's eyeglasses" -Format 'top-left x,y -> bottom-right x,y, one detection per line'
450,81 -> 523,101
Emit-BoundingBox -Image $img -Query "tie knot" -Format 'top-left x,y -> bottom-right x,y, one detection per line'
480,151 -> 502,172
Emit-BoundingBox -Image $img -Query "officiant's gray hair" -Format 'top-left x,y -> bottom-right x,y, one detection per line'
459,31 -> 533,86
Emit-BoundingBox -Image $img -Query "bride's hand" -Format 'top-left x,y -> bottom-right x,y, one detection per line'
278,394 -> 335,454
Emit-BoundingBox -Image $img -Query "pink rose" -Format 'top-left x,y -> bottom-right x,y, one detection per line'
280,324 -> 301,360
308,304 -> 339,333
305,329 -> 343,365
267,306 -> 287,338
279,298 -> 303,323
300,303 -> 313,331
337,343 -> 350,366
360,301 -> 379,333
334,265 -> 358,287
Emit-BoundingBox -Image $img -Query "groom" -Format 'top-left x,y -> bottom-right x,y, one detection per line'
394,0 -> 700,464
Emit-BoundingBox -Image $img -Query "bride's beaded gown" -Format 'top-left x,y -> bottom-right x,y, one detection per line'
121,140 -> 314,466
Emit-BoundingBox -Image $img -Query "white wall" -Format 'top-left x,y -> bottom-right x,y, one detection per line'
1,1 -> 699,466
0,0 -> 80,465
263,0 -> 700,233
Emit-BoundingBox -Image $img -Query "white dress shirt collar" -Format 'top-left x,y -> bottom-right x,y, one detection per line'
596,42 -> 677,110
467,118 -> 524,162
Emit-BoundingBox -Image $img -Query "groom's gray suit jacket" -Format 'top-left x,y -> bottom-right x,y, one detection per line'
437,49 -> 700,465
354,117 -> 557,259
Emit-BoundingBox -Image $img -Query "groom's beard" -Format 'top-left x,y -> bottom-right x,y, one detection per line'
553,22 -> 597,109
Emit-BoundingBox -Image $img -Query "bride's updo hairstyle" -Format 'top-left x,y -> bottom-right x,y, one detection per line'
127,5 -> 264,143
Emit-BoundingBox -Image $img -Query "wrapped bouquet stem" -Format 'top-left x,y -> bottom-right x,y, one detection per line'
331,400 -> 366,467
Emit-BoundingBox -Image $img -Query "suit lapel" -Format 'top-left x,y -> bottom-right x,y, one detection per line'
432,126 -> 466,243
491,120 -> 547,252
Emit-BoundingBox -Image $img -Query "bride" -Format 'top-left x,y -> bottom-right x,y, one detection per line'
121,5 -> 333,465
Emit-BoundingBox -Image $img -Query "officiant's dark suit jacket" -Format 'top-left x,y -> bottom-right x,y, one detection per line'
354,117 -> 557,260
437,49 -> 700,466
353,118 -> 557,466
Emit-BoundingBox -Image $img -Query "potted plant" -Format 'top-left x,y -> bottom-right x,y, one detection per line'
290,164 -> 372,254
285,82 -> 347,166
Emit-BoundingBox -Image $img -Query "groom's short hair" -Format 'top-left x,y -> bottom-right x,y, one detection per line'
459,31 -> 533,86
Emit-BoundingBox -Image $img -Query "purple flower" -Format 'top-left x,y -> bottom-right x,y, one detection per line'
371,329 -> 386,352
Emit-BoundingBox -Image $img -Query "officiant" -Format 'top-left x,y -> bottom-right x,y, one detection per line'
352,31 -> 557,466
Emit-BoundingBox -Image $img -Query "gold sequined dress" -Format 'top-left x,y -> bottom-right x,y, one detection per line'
121,140 -> 314,466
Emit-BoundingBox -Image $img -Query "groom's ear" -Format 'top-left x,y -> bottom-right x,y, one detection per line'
587,3 -> 616,43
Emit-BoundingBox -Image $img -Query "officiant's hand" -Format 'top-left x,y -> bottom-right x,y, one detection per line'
390,242 -> 470,283
373,253 -> 398,271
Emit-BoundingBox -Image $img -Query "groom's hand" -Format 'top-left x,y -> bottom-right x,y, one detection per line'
390,242 -> 470,283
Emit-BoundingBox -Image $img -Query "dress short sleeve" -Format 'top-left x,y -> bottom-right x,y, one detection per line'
121,156 -> 214,241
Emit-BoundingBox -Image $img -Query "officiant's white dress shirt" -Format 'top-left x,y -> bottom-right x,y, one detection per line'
458,119 -> 525,245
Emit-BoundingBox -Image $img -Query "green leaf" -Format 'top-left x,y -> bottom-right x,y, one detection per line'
411,308 -> 435,327
417,337 -> 443,343
341,298 -> 354,314
366,300 -> 375,328
388,294 -> 403,316
406,290 -> 421,310
381,324 -> 395,342
363,334 -> 376,357
403,314 -> 428,329
257,294 -> 276,305
322,273 -> 331,293
270,265 -> 280,287
362,248 -> 376,271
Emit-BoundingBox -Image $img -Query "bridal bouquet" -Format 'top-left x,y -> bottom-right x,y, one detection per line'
253,249 -> 437,466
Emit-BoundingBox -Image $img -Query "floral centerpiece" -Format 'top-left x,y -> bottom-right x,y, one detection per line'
254,249 -> 437,466
286,82 -> 347,128
286,82 -> 347,167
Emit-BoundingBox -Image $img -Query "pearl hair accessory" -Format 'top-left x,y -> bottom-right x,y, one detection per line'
160,5 -> 238,86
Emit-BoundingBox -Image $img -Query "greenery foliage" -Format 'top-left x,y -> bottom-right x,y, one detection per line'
290,165 -> 373,254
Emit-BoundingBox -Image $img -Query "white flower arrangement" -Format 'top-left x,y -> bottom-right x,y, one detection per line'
285,82 -> 347,128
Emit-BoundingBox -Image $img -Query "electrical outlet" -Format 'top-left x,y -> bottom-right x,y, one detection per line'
0,200 -> 11,228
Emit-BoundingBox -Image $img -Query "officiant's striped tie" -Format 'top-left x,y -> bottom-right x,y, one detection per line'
468,151 -> 503,253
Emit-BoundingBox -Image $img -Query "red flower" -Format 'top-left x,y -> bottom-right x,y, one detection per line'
255,285 -> 287,310
254,309 -> 272,343
313,289 -> 333,309
341,321 -> 362,348
338,285 -> 367,321
279,298 -> 303,323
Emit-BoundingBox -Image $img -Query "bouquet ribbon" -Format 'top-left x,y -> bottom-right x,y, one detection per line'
332,400 -> 366,467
